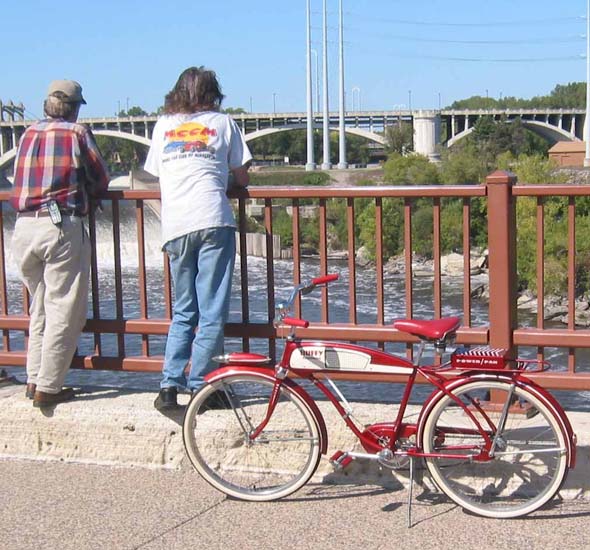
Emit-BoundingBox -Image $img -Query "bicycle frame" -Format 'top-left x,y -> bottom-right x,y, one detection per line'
206,334 -> 576,469
187,273 -> 579,523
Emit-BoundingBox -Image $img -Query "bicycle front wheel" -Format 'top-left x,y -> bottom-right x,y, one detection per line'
421,379 -> 568,518
183,374 -> 322,501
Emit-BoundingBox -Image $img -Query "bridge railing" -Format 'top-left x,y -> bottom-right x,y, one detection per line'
0,171 -> 589,390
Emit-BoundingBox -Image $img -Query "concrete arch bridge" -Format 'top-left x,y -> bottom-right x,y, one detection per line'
1,108 -> 586,171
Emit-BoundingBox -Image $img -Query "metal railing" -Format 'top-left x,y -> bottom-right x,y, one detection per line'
1,170 -> 590,390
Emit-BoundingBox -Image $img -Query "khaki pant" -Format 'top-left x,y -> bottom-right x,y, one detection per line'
12,215 -> 91,394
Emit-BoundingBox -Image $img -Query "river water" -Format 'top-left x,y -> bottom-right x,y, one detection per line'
2,203 -> 589,411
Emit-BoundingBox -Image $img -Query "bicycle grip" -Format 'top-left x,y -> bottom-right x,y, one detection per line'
312,273 -> 339,286
283,317 -> 310,328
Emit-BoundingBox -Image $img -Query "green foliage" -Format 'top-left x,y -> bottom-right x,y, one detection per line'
384,122 -> 413,155
223,107 -> 247,114
272,209 -> 293,247
248,130 -> 372,165
95,136 -> 148,173
249,170 -> 330,187
439,143 -> 487,184
357,198 -> 404,259
118,106 -> 148,117
383,153 -> 440,185
440,199 -> 465,253
449,82 -> 586,110
511,154 -> 565,184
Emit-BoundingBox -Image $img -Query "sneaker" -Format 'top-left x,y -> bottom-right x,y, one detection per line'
154,387 -> 179,410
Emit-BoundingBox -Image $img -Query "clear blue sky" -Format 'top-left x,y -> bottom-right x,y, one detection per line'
2,0 -> 586,119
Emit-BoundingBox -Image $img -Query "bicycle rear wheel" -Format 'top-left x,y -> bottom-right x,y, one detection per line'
421,379 -> 568,518
183,374 -> 322,501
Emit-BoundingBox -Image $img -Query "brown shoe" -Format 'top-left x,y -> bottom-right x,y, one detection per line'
33,388 -> 75,408
25,383 -> 37,399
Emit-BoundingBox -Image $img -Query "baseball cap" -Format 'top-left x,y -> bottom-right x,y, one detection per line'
47,80 -> 87,104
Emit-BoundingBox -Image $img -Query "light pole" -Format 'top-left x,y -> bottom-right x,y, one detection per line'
249,96 -> 253,113
311,48 -> 320,114
126,97 -> 130,113
438,92 -> 441,111
117,100 -> 121,116
585,0 -> 590,166
321,0 -> 331,170
337,0 -> 347,170
306,0 -> 315,170
352,87 -> 361,111
273,92 -> 277,114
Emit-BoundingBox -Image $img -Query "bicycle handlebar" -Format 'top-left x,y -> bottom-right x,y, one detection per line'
275,273 -> 339,327
311,274 -> 339,286
283,317 -> 310,328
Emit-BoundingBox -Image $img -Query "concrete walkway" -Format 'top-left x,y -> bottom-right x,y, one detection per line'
2,459 -> 590,550
1,378 -> 590,549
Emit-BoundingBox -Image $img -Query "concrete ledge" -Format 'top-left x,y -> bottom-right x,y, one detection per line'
1,380 -> 589,499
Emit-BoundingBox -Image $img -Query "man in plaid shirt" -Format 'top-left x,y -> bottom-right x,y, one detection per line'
11,79 -> 109,408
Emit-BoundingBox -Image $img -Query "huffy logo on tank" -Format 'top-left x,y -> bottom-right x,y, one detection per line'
163,122 -> 217,159
301,349 -> 323,358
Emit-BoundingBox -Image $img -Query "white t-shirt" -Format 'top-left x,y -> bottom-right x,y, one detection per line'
144,111 -> 252,246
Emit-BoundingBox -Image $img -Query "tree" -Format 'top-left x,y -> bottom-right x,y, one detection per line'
439,143 -> 487,184
357,198 -> 404,260
449,82 -> 586,110
383,153 -> 440,185
118,106 -> 148,117
384,122 -> 413,155
95,136 -> 148,173
223,107 -> 247,114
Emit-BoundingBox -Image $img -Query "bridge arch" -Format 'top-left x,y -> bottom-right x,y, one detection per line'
446,119 -> 578,148
244,124 -> 386,145
92,130 -> 151,148
0,130 -> 151,172
0,149 -> 16,171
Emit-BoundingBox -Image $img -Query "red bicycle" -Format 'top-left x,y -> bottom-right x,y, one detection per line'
183,274 -> 576,520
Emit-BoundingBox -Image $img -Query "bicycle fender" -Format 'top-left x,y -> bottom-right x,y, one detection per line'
204,366 -> 329,455
416,373 -> 576,468
511,375 -> 577,468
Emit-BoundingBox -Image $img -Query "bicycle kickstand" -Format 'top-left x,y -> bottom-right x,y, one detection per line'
407,456 -> 414,529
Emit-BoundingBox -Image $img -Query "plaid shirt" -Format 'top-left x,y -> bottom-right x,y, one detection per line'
11,119 -> 109,216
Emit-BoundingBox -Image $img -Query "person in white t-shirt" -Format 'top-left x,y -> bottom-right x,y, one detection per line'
145,66 -> 252,410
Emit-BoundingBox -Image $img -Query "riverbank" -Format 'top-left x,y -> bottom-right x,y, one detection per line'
1,378 -> 589,501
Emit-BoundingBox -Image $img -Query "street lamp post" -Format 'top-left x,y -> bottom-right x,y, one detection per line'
337,0 -> 347,170
321,0 -> 331,170
585,0 -> 590,166
305,0 -> 315,171
352,87 -> 361,111
272,92 -> 277,114
311,49 -> 320,114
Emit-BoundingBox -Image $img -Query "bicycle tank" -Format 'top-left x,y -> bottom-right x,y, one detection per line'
288,341 -> 415,375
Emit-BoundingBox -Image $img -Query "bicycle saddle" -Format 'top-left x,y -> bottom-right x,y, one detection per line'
393,316 -> 461,341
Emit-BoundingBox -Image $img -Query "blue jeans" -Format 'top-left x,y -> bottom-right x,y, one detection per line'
161,227 -> 235,391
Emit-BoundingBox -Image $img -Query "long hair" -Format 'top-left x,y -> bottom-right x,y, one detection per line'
163,66 -> 225,114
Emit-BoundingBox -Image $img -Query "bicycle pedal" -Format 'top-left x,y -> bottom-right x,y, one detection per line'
330,450 -> 354,470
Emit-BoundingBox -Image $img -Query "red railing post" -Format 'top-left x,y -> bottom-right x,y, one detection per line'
485,170 -> 518,356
